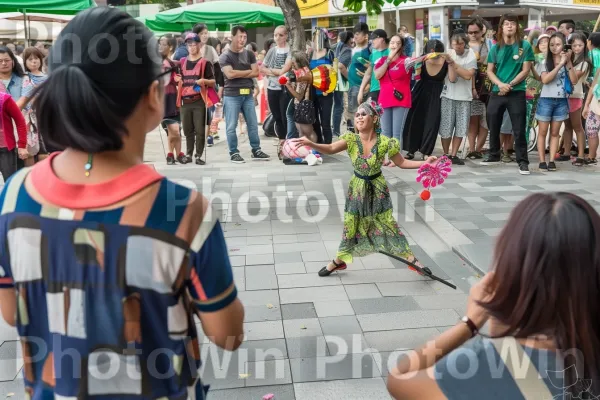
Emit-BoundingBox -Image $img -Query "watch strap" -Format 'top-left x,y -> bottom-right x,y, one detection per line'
461,316 -> 478,337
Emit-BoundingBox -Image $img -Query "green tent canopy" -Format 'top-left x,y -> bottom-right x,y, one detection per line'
136,16 -> 193,36
153,1 -> 284,28
0,0 -> 95,14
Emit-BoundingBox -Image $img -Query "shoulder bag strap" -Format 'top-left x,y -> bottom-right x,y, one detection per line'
490,337 -> 554,400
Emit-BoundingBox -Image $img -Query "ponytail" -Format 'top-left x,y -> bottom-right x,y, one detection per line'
33,65 -> 126,153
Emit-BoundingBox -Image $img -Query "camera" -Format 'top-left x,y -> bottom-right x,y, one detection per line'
564,43 -> 572,52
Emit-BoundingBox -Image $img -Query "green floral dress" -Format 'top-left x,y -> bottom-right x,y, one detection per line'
337,132 -> 415,264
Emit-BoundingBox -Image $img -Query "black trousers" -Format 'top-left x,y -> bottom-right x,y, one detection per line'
267,89 -> 290,140
486,91 -> 529,165
181,100 -> 207,159
312,93 -> 334,144
0,148 -> 17,182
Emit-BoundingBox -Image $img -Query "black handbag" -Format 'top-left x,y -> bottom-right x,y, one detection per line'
293,83 -> 316,125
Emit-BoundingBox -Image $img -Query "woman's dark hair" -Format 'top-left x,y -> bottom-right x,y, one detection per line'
207,37 -> 221,51
545,32 -> 567,74
569,32 -> 592,73
424,39 -> 444,54
590,32 -> 600,49
192,23 -> 208,34
482,192 -> 600,396
450,29 -> 468,46
247,42 -> 258,53
22,47 -> 45,73
291,50 -> 309,69
0,46 -> 23,77
33,7 -> 162,153
339,31 -> 352,46
263,38 -> 275,53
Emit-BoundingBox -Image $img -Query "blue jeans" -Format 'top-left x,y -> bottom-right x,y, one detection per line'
381,106 -> 409,146
347,86 -> 360,132
333,90 -> 344,136
224,95 -> 261,155
286,100 -> 298,139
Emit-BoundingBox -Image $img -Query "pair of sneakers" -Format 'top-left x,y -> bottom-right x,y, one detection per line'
230,150 -> 270,164
480,154 -> 530,175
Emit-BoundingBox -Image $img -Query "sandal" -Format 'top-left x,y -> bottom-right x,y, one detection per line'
407,258 -> 432,276
574,158 -> 584,167
318,260 -> 347,277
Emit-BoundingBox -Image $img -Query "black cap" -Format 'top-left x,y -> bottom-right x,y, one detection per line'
371,29 -> 389,42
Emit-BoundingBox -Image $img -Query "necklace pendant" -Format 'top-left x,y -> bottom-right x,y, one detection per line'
85,171 -> 90,177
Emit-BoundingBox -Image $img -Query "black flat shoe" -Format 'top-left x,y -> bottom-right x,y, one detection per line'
318,260 -> 347,277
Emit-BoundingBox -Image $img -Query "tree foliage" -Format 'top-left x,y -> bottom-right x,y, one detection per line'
344,0 -> 416,15
161,0 -> 181,10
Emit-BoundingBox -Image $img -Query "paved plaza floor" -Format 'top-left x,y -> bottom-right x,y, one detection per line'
1,124 -> 599,399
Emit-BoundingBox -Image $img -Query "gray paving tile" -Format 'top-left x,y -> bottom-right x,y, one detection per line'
244,321 -> 285,341
0,377 -> 25,399
275,262 -> 307,275
319,316 -> 362,336
279,286 -> 349,304
206,384 -> 296,400
339,269 -> 427,284
344,283 -> 382,299
238,289 -> 280,307
239,339 -> 288,361
274,252 -> 304,263
314,300 -> 355,317
245,265 -> 278,290
0,341 -> 18,360
325,334 -> 369,356
376,281 -> 437,296
283,318 -> 323,338
230,255 -> 245,267
199,344 -> 246,390
281,303 -> 318,320
232,267 -> 245,291
293,377 -> 390,400
363,328 -> 440,352
244,304 -> 282,323
289,353 -> 381,383
286,336 -> 330,359
245,253 -> 275,266
273,234 -> 299,244
246,359 -> 292,387
350,297 -> 421,315
357,310 -> 461,332
277,273 -> 341,289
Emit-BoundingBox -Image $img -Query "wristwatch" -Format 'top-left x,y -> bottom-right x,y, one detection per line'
461,316 -> 478,337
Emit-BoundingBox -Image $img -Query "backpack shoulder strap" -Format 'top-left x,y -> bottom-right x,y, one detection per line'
489,337 -> 554,400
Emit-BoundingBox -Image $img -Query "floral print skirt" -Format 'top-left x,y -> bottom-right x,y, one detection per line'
337,174 -> 415,264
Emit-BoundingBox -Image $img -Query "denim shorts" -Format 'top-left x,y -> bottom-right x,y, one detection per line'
535,97 -> 569,122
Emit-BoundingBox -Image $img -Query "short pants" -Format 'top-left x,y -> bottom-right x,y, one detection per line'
470,99 -> 485,116
535,97 -> 569,122
438,97 -> 471,139
586,110 -> 600,139
161,114 -> 181,131
568,98 -> 583,113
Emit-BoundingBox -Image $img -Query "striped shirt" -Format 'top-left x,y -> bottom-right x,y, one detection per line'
0,153 -> 236,399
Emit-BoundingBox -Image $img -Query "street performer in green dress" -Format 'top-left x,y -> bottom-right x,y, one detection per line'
293,99 -> 437,277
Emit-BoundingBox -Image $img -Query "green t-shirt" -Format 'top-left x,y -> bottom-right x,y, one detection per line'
487,40 -> 535,92
369,48 -> 390,92
589,48 -> 600,80
348,46 -> 371,87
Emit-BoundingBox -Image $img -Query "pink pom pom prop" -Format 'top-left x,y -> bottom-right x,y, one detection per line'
416,156 -> 451,200
281,140 -> 311,159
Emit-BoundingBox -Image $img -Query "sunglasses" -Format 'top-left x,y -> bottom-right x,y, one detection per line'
355,111 -> 369,118
468,30 -> 480,35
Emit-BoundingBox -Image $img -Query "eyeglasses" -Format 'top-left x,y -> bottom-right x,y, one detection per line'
156,66 -> 176,86
468,31 -> 480,35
